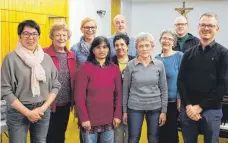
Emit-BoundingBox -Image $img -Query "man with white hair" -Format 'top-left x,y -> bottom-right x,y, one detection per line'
173,16 -> 199,52
109,14 -> 137,57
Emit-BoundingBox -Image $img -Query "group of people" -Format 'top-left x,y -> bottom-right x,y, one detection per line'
1,12 -> 227,143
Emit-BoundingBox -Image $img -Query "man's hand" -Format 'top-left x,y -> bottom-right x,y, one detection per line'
123,113 -> 128,125
159,113 -> 166,127
25,110 -> 42,123
113,118 -> 121,128
82,121 -> 91,131
186,105 -> 202,121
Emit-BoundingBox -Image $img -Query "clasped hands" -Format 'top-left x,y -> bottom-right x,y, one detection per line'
25,107 -> 45,123
186,105 -> 203,121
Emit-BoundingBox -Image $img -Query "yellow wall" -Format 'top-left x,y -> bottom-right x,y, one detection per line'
111,0 -> 121,35
0,0 -> 69,63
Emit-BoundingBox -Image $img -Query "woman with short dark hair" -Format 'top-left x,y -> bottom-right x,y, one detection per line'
1,20 -> 61,143
75,36 -> 122,143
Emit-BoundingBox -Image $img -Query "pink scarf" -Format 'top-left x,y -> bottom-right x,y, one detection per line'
15,41 -> 46,97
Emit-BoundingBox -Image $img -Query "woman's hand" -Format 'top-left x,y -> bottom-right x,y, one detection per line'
159,113 -> 166,127
123,113 -> 128,125
113,118 -> 121,128
177,99 -> 181,112
25,110 -> 42,123
82,121 -> 91,131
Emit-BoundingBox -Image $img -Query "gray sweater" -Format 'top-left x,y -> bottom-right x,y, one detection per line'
1,51 -> 61,105
123,58 -> 168,113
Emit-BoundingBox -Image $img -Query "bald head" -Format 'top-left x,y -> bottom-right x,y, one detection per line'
174,16 -> 189,37
113,14 -> 127,34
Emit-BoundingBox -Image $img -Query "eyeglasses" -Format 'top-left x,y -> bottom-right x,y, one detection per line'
83,26 -> 97,30
199,24 -> 216,29
21,31 -> 39,38
175,23 -> 188,27
161,37 -> 174,42
138,44 -> 154,49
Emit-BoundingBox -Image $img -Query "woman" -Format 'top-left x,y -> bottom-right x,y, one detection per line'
155,30 -> 183,143
43,22 -> 77,143
123,32 -> 168,143
1,20 -> 61,143
112,33 -> 134,143
75,36 -> 122,143
71,17 -> 97,69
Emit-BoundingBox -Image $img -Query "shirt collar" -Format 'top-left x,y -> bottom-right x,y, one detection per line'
198,40 -> 216,51
134,55 -> 154,66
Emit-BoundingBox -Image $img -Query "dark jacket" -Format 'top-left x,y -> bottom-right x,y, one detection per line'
112,55 -> 135,66
173,33 -> 200,53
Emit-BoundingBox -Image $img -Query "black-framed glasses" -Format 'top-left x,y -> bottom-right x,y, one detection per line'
175,23 -> 188,27
21,31 -> 40,38
83,26 -> 97,30
199,24 -> 216,29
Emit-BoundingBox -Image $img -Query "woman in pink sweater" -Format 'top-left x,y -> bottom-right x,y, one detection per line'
75,36 -> 122,143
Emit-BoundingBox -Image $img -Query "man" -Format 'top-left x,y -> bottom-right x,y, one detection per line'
177,13 -> 228,143
109,14 -> 137,57
173,16 -> 199,52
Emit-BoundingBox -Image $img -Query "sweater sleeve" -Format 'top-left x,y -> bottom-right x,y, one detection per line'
75,64 -> 90,122
158,62 -> 168,113
50,58 -> 61,95
113,66 -> 122,119
122,63 -> 132,113
1,54 -> 18,104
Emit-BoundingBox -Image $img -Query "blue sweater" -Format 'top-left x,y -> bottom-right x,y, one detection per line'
156,51 -> 183,101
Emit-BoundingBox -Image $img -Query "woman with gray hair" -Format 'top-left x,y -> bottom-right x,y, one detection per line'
155,30 -> 183,143
123,32 -> 168,143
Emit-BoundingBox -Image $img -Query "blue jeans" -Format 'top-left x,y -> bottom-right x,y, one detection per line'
128,108 -> 160,143
81,129 -> 114,143
114,122 -> 128,143
180,106 -> 222,143
7,102 -> 50,143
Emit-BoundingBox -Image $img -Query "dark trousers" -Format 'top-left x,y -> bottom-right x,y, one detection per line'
159,102 -> 179,143
47,103 -> 71,143
180,106 -> 222,143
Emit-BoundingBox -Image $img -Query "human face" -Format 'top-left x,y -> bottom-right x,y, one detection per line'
160,33 -> 175,51
136,40 -> 154,58
114,39 -> 128,57
93,42 -> 109,60
20,26 -> 39,51
52,30 -> 68,49
174,17 -> 188,37
81,21 -> 97,42
198,16 -> 219,42
114,15 -> 127,33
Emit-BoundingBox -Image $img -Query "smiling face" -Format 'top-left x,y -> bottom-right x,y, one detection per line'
20,26 -> 39,51
174,16 -> 188,38
114,39 -> 128,57
52,30 -> 69,49
113,15 -> 127,33
160,32 -> 175,51
93,42 -> 109,60
198,16 -> 219,43
81,21 -> 97,42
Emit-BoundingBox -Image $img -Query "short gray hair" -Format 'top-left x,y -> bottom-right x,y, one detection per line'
159,30 -> 177,47
200,12 -> 219,26
135,32 -> 155,47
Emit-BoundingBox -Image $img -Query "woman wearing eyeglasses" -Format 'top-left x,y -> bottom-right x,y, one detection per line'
75,36 -> 122,143
43,22 -> 77,143
155,30 -> 183,143
123,33 -> 168,143
71,17 -> 97,69
1,20 -> 61,142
